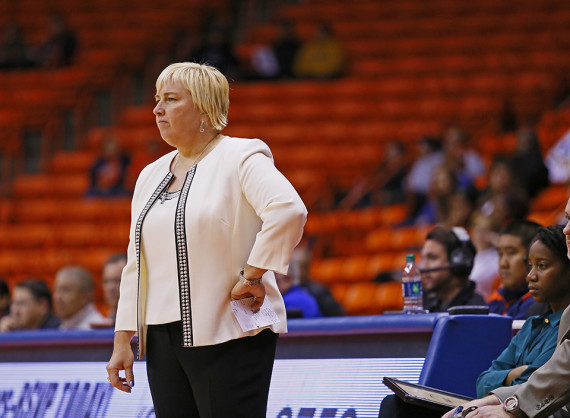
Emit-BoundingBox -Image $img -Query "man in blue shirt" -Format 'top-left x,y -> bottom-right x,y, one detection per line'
275,251 -> 322,319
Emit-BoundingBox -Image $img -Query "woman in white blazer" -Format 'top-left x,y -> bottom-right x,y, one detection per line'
106,62 -> 307,417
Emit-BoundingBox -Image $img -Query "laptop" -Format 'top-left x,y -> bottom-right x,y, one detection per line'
383,377 -> 473,412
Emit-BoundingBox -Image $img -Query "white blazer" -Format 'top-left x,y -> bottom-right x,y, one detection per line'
115,136 -> 307,357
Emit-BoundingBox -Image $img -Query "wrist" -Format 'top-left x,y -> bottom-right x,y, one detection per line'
239,269 -> 263,286
502,395 -> 523,417
114,330 -> 135,349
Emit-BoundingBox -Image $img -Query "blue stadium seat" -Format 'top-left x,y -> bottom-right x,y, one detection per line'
418,313 -> 513,397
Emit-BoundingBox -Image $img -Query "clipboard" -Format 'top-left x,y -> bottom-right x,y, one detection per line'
383,377 -> 473,412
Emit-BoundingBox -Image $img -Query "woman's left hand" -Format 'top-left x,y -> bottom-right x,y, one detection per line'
231,280 -> 266,312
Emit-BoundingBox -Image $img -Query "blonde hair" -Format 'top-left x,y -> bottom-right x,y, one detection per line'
156,62 -> 229,131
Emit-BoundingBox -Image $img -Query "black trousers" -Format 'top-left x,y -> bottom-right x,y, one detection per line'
378,394 -> 445,418
146,321 -> 278,418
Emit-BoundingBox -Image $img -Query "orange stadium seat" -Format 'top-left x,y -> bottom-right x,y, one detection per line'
340,282 -> 379,315
50,150 -> 96,174
0,224 -> 55,249
12,175 -> 55,198
340,280 -> 405,315
365,226 -> 430,253
309,257 -> 345,284
11,199 -> 61,223
372,281 -> 403,313
340,255 -> 372,282
531,185 -> 569,212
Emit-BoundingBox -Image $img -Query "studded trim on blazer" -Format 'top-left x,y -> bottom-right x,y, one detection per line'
175,165 -> 197,347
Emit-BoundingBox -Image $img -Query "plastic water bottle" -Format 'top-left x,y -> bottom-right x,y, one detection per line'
401,254 -> 423,313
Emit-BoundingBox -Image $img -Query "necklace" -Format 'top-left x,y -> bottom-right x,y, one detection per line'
172,133 -> 218,174
161,133 -> 218,204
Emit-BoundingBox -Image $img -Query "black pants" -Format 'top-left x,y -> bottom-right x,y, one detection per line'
378,394 -> 444,418
146,322 -> 278,418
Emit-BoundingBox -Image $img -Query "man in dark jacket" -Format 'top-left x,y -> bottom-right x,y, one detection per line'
0,279 -> 60,331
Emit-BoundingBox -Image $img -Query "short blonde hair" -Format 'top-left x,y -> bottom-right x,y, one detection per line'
156,62 -> 229,131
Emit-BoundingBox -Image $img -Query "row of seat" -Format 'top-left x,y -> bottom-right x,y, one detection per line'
229,73 -> 558,101
280,0 -> 569,28
310,252 -> 412,284
0,222 -> 130,249
330,281 -> 403,316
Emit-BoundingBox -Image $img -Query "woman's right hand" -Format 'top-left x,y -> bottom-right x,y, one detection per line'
441,395 -> 501,418
231,280 -> 266,312
106,330 -> 136,393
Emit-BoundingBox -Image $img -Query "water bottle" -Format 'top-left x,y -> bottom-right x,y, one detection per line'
401,254 -> 423,313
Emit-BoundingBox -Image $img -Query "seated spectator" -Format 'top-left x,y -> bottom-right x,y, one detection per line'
544,128 -> 570,184
0,279 -> 9,319
477,156 -> 530,227
250,19 -> 303,81
275,251 -> 322,319
293,22 -> 346,79
53,265 -> 105,330
0,279 -> 60,331
296,245 -> 344,317
442,126 -> 486,189
510,127 -> 549,199
101,253 -> 126,324
272,20 -> 301,79
337,141 -> 408,210
190,21 -> 240,80
86,136 -> 131,197
411,165 -> 458,226
488,220 -> 545,320
403,136 -> 444,222
419,226 -> 486,312
476,224 -> 570,397
469,211 -> 500,301
249,45 -> 279,80
0,23 -> 36,69
34,13 -> 77,68
445,185 -> 480,227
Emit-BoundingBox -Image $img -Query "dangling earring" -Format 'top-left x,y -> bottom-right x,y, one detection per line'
200,121 -> 205,133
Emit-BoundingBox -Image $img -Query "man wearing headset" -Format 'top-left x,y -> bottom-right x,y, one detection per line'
378,225 -> 487,418
420,226 -> 486,312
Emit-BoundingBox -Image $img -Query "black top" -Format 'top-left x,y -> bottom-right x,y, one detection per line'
41,314 -> 61,329
424,281 -> 486,313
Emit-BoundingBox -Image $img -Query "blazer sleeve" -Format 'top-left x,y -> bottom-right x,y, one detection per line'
491,339 -> 570,417
238,140 -> 307,275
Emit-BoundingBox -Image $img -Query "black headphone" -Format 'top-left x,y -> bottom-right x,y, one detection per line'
448,226 -> 476,277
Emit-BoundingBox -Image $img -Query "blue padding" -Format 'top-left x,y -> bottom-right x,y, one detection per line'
286,313 -> 446,337
0,328 -> 115,346
418,313 -> 513,397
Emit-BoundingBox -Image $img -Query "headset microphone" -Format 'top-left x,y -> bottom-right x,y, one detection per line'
420,264 -> 466,274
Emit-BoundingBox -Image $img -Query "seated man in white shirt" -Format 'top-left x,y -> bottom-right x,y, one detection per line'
53,265 -> 105,330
